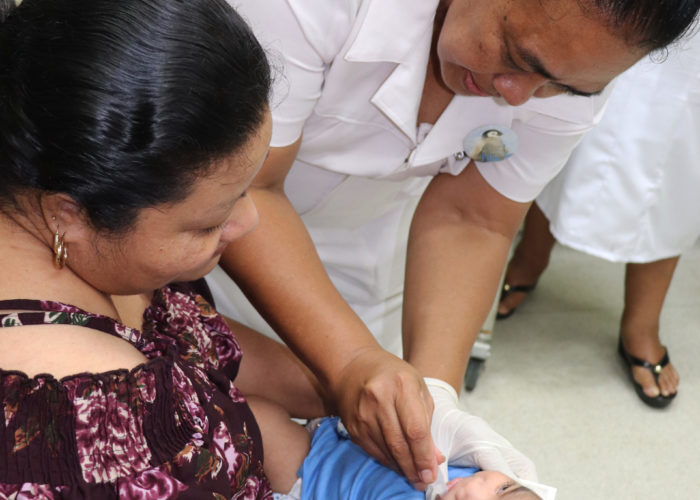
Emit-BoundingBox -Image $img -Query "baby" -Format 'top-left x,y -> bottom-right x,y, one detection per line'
248,396 -> 553,500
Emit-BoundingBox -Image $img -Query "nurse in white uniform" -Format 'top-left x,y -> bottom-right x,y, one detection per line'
211,0 -> 698,488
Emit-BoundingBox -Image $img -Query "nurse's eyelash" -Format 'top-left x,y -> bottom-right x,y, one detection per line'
551,82 -> 598,98
505,48 -> 598,98
505,54 -> 524,72
502,44 -> 527,73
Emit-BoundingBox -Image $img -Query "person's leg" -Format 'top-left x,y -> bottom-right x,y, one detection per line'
246,396 -> 311,493
497,203 -> 556,317
620,257 -> 680,399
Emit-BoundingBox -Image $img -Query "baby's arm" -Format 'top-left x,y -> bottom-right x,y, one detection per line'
246,396 -> 311,493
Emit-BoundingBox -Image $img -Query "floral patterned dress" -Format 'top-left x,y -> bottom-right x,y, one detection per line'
0,281 -> 272,499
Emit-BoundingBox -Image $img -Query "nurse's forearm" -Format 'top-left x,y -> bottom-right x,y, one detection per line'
218,187 -> 380,388
402,168 -> 528,391
403,218 -> 511,390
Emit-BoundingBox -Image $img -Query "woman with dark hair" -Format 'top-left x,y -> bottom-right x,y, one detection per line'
208,0 -> 700,488
0,0 -> 307,496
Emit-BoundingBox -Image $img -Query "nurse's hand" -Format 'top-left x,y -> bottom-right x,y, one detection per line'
332,347 -> 442,490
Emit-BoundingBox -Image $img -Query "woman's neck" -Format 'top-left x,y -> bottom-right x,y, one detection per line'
0,210 -> 120,319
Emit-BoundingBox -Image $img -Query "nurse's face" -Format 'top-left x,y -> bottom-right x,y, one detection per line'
435,0 -> 646,106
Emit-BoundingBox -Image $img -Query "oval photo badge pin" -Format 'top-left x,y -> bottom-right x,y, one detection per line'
462,125 -> 518,162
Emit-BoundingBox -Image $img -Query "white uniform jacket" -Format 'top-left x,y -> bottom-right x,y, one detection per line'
537,33 -> 700,263
212,0 -> 614,353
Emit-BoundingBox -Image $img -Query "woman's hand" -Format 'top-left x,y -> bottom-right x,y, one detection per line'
331,347 -> 442,491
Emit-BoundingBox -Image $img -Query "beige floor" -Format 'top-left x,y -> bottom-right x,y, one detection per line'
462,242 -> 700,500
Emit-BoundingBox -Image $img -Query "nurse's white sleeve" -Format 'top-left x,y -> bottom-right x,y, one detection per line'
231,0 -> 356,147
475,118 -> 586,203
473,89 -> 613,203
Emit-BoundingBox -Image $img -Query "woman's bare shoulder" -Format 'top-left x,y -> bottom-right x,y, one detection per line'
0,322 -> 149,380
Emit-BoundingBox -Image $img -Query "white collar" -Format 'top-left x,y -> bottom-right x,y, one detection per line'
342,0 -> 440,140
345,0 -> 440,64
341,0 -> 609,155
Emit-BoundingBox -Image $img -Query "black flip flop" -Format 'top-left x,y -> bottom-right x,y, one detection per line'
618,336 -> 677,409
496,281 -> 536,320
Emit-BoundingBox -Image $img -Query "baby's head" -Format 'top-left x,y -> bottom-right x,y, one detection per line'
444,470 -> 540,499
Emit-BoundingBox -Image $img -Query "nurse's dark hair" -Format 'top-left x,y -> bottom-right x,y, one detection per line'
589,0 -> 700,50
0,0 -> 270,232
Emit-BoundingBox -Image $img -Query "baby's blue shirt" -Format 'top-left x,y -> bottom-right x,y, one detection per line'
298,417 -> 478,500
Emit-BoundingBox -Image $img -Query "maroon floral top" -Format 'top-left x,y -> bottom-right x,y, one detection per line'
0,281 -> 272,499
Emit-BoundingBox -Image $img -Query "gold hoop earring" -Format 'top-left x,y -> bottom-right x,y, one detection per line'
53,228 -> 68,270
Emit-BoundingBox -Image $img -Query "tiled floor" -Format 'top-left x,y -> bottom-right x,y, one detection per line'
462,242 -> 700,500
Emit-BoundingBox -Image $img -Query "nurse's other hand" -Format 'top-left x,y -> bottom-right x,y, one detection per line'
332,347 -> 440,490
426,378 -> 538,482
